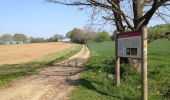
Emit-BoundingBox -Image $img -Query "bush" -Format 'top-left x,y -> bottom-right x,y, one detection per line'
95,31 -> 111,42
30,38 -> 46,43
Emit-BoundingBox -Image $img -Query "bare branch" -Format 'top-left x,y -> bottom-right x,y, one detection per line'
46,0 -> 170,33
46,0 -> 92,6
155,10 -> 170,24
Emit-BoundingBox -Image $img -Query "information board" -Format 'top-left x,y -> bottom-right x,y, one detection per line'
117,31 -> 141,58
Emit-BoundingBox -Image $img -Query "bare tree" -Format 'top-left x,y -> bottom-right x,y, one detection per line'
46,0 -> 170,33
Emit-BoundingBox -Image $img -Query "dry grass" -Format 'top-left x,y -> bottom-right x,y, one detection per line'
0,42 -> 73,64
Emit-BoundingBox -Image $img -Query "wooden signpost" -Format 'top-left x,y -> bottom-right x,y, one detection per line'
115,26 -> 148,100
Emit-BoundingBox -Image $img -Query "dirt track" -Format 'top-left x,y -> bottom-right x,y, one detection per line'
0,46 -> 90,100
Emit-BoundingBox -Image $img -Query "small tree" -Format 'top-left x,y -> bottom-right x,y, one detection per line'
57,34 -> 64,42
70,28 -> 85,43
0,34 -> 13,44
48,37 -> 58,42
13,33 -> 27,44
96,31 -> 111,42
111,30 -> 117,41
66,31 -> 72,38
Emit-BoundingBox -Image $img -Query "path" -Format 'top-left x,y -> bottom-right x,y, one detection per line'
0,46 -> 90,100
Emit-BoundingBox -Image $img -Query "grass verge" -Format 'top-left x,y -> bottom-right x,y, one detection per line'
71,39 -> 170,100
0,44 -> 82,87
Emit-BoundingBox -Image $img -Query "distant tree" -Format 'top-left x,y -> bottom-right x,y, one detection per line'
66,31 -> 72,38
66,31 -> 73,41
148,24 -> 170,42
95,31 -> 111,42
13,33 -> 27,44
70,28 -> 85,44
47,34 -> 64,42
30,37 -> 46,43
111,30 -> 117,41
84,32 -> 99,42
67,28 -> 111,43
82,24 -> 99,43
166,32 -> 170,41
51,34 -> 59,42
0,34 -> 13,44
55,34 -> 64,42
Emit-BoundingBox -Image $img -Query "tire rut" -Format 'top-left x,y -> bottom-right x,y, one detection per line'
0,45 -> 90,100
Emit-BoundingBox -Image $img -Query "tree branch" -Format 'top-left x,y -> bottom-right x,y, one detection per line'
141,0 -> 169,26
46,0 -> 92,6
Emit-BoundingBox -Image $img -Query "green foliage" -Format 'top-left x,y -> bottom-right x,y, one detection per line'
30,37 -> 46,43
0,34 -> 12,44
71,39 -> 170,100
69,28 -> 86,44
95,31 -> 111,42
48,34 -> 64,42
168,34 -> 170,41
66,31 -> 72,38
13,33 -> 27,43
48,35 -> 59,42
66,28 -> 111,44
111,31 -> 117,41
148,24 -> 170,42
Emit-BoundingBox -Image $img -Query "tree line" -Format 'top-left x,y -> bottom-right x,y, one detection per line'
0,34 -> 27,44
148,24 -> 170,42
66,24 -> 170,44
66,28 -> 111,44
0,33 -> 65,45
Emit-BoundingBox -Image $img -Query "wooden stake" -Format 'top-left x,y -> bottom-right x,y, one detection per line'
141,26 -> 148,100
116,57 -> 120,86
115,34 -> 120,86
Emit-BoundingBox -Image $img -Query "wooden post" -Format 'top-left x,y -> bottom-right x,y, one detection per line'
115,34 -> 120,86
141,26 -> 148,100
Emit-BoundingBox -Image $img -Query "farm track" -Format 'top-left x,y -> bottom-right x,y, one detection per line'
0,46 -> 90,100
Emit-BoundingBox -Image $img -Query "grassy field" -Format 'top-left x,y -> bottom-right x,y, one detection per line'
0,42 -> 72,64
71,39 -> 170,100
0,43 -> 82,87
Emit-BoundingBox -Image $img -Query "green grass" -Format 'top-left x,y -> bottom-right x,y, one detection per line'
71,39 -> 170,100
0,44 -> 82,86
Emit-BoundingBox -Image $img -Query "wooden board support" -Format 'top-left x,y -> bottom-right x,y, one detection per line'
115,27 -> 148,100
141,26 -> 148,100
115,34 -> 120,86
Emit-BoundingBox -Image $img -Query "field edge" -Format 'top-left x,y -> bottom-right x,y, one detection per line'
0,44 -> 82,87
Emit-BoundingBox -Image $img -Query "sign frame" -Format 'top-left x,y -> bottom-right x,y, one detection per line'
116,31 -> 142,58
115,27 -> 148,100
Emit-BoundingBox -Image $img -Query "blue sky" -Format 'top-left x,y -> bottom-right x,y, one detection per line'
0,0 -> 169,38
0,0 -> 89,38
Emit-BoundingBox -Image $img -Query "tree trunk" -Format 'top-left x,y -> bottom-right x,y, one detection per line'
112,0 -> 125,32
128,58 -> 141,72
133,0 -> 144,30
126,0 -> 145,72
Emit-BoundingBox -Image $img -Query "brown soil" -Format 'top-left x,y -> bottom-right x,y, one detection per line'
0,45 -> 90,100
0,42 -> 72,65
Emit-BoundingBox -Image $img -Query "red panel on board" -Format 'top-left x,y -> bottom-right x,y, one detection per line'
116,31 -> 141,38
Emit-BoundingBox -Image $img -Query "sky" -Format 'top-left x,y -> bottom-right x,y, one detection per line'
0,0 -> 169,38
0,0 -> 89,38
